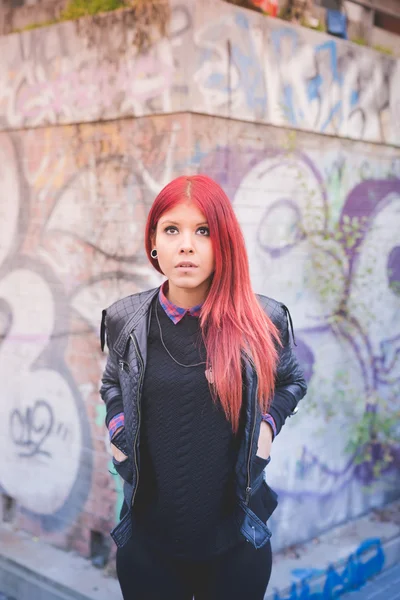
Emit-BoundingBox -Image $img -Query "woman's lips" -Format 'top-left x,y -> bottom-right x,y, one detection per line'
176,266 -> 198,271
175,262 -> 198,268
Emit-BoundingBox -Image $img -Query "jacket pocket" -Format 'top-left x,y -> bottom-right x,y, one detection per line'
112,456 -> 133,484
251,455 -> 271,492
110,509 -> 133,548
237,501 -> 272,549
247,479 -> 278,529
253,454 -> 270,469
260,480 -> 278,521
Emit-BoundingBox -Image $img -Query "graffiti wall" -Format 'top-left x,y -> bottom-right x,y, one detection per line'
0,0 -> 399,561
0,0 -> 399,146
0,120 -> 166,553
192,118 -> 400,548
0,112 -> 398,553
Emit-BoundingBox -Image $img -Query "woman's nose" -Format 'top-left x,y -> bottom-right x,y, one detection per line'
179,245 -> 194,254
179,233 -> 194,253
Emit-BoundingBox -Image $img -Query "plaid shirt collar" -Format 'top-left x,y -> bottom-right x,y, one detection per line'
159,281 -> 203,324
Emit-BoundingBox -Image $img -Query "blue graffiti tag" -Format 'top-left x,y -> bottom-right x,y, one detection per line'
274,538 -> 385,600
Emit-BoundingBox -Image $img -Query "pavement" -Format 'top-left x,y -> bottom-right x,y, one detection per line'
0,571 -> 395,600
267,500 -> 400,599
340,562 -> 400,599
0,500 -> 399,600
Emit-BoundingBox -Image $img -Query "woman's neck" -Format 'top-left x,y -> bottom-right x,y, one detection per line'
166,280 -> 210,309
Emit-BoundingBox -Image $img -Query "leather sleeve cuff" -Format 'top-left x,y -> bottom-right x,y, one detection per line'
261,413 -> 277,439
110,427 -> 128,456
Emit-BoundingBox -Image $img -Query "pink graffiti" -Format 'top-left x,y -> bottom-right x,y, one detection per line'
15,55 -> 174,121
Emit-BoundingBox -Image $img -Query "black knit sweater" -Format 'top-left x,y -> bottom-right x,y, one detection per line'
132,297 -> 246,559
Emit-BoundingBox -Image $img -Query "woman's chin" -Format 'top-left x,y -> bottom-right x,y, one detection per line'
169,274 -> 208,290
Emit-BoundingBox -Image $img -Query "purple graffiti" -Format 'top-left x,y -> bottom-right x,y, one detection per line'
388,246 -> 400,295
199,147 -> 400,492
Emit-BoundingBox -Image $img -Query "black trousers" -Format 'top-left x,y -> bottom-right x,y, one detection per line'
116,524 -> 272,600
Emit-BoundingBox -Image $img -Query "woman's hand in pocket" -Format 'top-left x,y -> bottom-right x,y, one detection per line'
111,444 -> 128,463
256,421 -> 273,460
111,427 -> 128,463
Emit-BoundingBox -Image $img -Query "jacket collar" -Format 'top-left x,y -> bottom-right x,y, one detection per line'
112,288 -> 266,363
113,287 -> 159,357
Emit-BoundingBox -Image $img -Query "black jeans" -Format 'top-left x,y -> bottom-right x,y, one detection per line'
116,519 -> 272,600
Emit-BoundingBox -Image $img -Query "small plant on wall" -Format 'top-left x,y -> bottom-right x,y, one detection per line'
346,390 -> 400,488
372,44 -> 394,56
351,36 -> 367,46
281,129 -> 400,490
278,0 -> 314,24
61,0 -> 126,20
12,0 -> 171,52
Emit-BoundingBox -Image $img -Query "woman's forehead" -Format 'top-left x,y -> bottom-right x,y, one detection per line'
159,200 -> 207,224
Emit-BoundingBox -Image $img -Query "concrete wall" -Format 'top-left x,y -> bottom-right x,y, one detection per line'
0,0 -> 399,557
1,0 -> 399,144
372,26 -> 400,55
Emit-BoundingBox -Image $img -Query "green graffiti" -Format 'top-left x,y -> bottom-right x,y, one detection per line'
95,403 -> 106,427
109,460 -> 124,524
97,404 -> 123,523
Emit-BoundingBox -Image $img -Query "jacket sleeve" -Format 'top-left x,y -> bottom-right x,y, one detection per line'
267,304 -> 307,437
108,412 -> 125,440
99,311 -> 124,430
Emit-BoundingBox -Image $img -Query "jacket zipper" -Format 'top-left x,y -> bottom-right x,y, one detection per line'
129,332 -> 144,508
244,352 -> 258,505
118,359 -> 129,373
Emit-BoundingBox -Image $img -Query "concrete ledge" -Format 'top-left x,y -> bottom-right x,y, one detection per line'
0,527 -> 121,600
0,554 -> 90,600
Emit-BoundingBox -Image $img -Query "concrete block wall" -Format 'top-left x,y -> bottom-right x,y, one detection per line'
0,0 -> 399,560
0,0 -> 399,143
0,0 -> 67,35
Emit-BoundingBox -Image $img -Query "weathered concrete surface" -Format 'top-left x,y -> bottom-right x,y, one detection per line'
266,500 -> 400,598
0,526 -> 121,600
0,0 -> 67,36
341,562 -> 400,600
0,0 -> 399,145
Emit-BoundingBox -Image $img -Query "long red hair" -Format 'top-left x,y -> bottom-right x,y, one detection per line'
145,175 -> 280,434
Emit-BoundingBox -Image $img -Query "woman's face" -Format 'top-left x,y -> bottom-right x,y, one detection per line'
154,200 -> 215,295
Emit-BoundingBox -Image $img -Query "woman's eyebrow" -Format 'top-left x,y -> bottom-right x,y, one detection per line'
160,220 -> 209,226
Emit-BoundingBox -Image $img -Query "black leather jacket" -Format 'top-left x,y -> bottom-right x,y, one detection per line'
100,287 -> 307,549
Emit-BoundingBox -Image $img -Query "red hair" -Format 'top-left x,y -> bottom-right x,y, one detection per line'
145,175 -> 280,434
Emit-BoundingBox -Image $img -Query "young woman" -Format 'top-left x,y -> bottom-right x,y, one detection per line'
100,175 -> 307,600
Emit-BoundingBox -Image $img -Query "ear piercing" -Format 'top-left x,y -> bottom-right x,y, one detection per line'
151,249 -> 158,259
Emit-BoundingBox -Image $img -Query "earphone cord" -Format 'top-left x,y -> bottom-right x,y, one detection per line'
155,301 -> 206,368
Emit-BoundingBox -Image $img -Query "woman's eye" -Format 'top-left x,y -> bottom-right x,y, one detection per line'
197,227 -> 210,236
165,226 -> 178,234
